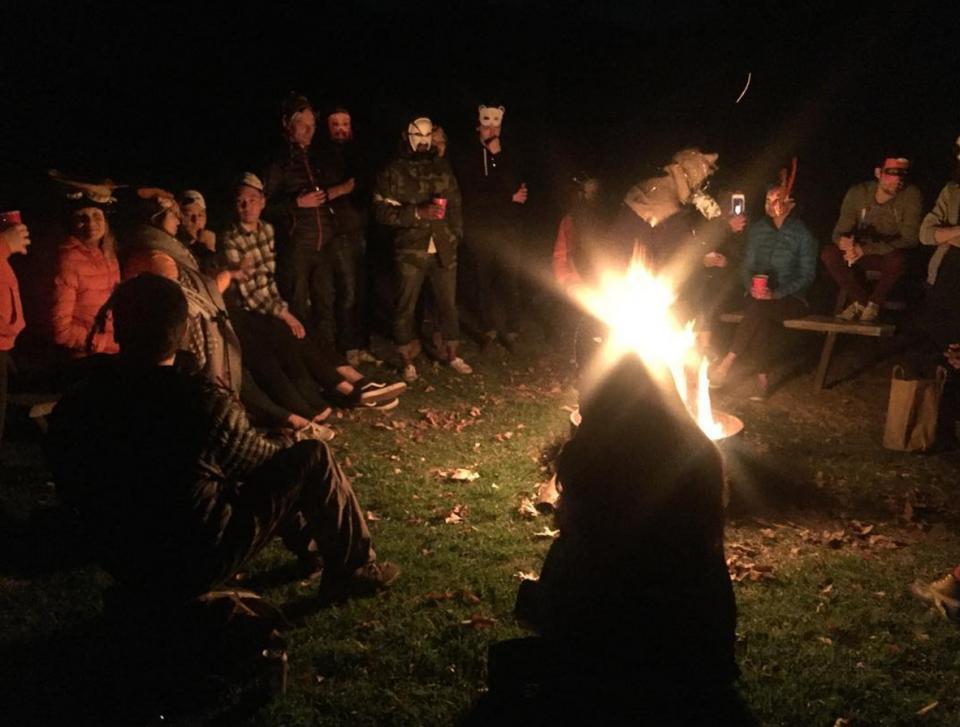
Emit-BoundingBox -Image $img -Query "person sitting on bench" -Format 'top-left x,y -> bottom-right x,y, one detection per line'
822,155 -> 922,323
710,180 -> 817,401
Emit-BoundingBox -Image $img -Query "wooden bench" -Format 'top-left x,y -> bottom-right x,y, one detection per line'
8,392 -> 60,433
718,311 -> 895,392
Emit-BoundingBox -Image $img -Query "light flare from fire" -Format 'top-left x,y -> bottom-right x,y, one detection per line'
571,261 -> 724,440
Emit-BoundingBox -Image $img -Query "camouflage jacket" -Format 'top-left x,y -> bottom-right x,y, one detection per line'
373,147 -> 463,267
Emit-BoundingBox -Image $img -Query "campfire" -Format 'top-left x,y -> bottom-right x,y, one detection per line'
570,260 -> 743,443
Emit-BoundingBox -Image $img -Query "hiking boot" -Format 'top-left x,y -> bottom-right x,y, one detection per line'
449,357 -> 473,375
358,380 -> 407,405
836,301 -> 864,321
402,363 -> 418,383
859,302 -> 880,323
320,560 -> 400,601
911,573 -> 960,623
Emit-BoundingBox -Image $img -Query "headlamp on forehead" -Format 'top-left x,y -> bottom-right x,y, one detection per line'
407,117 -> 433,152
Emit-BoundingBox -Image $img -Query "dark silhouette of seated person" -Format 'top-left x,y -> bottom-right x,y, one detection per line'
46,274 -> 398,603
470,354 -> 748,725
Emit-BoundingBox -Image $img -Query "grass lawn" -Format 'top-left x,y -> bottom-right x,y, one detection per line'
2,332 -> 960,726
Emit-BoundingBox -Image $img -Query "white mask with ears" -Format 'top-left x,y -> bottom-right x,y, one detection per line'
478,105 -> 505,128
408,117 -> 433,152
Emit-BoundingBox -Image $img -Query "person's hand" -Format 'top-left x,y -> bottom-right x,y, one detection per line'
945,344 -> 960,370
0,223 -> 30,255
512,183 -> 528,204
837,235 -> 855,252
727,215 -> 747,233
198,229 -> 216,251
750,287 -> 773,300
844,243 -> 864,266
296,189 -> 327,208
280,310 -> 306,338
415,202 -> 444,220
703,252 -> 728,268
327,178 -> 356,201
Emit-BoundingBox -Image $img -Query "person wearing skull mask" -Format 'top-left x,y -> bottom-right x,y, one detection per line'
373,117 -> 471,382
453,104 -> 529,353
824,154 -> 922,322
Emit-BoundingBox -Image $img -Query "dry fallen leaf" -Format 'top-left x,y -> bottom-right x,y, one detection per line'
533,526 -> 560,539
449,468 -> 480,482
517,497 -> 539,519
818,636 -> 834,646
445,505 -> 467,524
916,701 -> 939,716
461,614 -> 498,629
365,510 -> 382,522
424,591 -> 454,603
515,571 -> 539,582
460,589 -> 482,604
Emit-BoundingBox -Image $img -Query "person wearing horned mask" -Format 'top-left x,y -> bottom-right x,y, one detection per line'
454,104 -> 529,353
373,116 -> 471,382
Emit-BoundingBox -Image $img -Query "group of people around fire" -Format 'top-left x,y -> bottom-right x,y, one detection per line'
6,92 -> 960,723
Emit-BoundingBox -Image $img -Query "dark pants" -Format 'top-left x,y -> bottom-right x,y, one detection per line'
280,236 -> 367,353
470,232 -> 522,335
146,441 -> 374,600
679,267 -> 741,331
231,309 -> 330,419
730,296 -> 807,372
821,246 -> 905,306
394,250 -> 459,358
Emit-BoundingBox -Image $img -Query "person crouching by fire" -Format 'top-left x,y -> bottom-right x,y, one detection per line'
466,353 -> 749,726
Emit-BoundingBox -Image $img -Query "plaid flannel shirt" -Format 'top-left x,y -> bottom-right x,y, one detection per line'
220,220 -> 288,317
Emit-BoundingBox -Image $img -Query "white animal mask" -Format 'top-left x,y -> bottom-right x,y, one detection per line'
478,105 -> 505,128
408,117 -> 434,152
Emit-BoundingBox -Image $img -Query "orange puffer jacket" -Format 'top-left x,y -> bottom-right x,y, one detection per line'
51,237 -> 120,356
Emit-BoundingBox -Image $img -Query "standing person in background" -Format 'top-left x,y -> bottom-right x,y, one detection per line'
454,104 -> 528,353
50,185 -> 120,358
823,155 -> 922,322
374,116 -> 472,382
263,93 -> 337,349
0,213 -> 29,443
316,104 -> 379,366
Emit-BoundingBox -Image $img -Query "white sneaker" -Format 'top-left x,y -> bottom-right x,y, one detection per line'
402,364 -> 418,382
836,301 -> 864,321
449,357 -> 473,375
859,302 -> 880,323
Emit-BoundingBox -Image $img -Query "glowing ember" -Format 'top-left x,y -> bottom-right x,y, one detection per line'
572,260 -> 727,440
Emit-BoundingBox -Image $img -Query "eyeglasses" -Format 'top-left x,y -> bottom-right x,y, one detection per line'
881,167 -> 909,177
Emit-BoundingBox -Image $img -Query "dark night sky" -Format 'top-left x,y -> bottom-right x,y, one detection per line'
2,0 -> 960,240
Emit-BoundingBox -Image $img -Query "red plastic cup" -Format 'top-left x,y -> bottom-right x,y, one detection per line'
0,210 -> 22,226
432,196 -> 447,220
752,274 -> 769,295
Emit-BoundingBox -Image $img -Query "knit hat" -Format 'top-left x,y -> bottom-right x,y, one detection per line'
135,187 -> 179,224
178,189 -> 206,210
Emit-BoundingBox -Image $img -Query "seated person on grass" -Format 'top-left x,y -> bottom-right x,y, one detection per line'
710,181 -> 817,401
220,173 -> 405,411
470,354 -> 746,725
46,273 -> 399,602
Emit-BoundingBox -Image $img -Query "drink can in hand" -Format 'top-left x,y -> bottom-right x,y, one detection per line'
751,274 -> 769,295
432,196 -> 447,220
